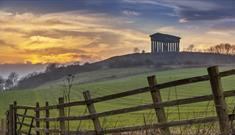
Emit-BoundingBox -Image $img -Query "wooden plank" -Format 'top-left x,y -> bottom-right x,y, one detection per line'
219,69 -> 235,77
45,101 -> 50,135
38,100 -> 86,110
35,102 -> 40,135
15,106 -> 35,110
16,122 -> 35,128
208,66 -> 230,134
83,91 -> 103,135
17,114 -> 34,119
58,97 -> 65,135
148,75 -> 170,135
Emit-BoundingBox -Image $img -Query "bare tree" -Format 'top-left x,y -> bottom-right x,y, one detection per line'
0,76 -> 5,91
45,63 -> 58,72
5,79 -> 13,89
224,43 -> 232,55
186,44 -> 195,52
207,43 -> 235,55
133,47 -> 140,53
62,74 -> 75,131
8,72 -> 19,86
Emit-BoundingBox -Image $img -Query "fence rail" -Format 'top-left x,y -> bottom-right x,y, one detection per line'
5,66 -> 235,135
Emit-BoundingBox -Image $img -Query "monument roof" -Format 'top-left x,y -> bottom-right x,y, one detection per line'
150,33 -> 181,42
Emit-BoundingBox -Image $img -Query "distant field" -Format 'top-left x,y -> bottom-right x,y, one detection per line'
1,66 -> 235,130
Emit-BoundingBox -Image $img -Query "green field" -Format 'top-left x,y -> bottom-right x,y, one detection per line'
1,66 -> 235,130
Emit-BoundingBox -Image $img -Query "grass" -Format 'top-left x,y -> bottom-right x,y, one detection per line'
1,66 -> 235,132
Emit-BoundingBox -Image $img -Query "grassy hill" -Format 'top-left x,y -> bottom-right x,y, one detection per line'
16,52 -> 235,89
1,66 -> 235,130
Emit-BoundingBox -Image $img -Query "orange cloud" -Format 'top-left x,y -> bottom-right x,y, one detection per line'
0,10 -> 149,64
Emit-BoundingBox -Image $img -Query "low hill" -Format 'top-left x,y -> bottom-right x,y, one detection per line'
99,52 -> 235,68
16,52 -> 235,89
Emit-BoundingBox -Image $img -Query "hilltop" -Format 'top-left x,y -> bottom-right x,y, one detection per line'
16,52 -> 235,89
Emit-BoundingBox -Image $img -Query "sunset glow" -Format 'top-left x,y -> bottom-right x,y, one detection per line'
0,0 -> 235,64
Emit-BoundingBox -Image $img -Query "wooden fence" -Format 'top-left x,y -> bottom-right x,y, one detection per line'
5,66 -> 235,135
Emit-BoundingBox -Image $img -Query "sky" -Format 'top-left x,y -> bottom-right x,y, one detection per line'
0,0 -> 235,64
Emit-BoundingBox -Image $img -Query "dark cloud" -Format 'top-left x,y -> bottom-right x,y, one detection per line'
177,5 -> 235,21
211,20 -> 235,31
168,0 -> 235,21
125,0 -> 235,22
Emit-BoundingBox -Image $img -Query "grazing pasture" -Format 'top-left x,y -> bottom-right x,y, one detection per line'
2,66 -> 235,132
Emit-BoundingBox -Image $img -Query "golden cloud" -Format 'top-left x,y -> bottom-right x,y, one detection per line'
0,10 -> 149,64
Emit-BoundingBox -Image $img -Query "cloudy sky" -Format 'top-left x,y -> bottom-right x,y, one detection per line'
0,0 -> 235,64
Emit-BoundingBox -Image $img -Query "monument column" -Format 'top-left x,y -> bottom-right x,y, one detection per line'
174,43 -> 176,52
176,42 -> 178,52
156,41 -> 158,52
157,41 -> 159,52
158,42 -> 161,52
151,40 -> 154,52
170,43 -> 173,52
166,42 -> 168,52
175,42 -> 177,52
154,41 -> 156,52
177,42 -> 180,52
158,41 -> 160,52
153,41 -> 155,52
168,43 -> 170,52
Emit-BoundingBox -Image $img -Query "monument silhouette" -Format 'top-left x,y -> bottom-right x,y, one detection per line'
150,33 -> 181,53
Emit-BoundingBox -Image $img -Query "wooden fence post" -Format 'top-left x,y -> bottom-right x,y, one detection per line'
207,66 -> 230,134
35,102 -> 40,135
83,91 -> 103,135
8,105 -> 13,135
6,111 -> 9,135
58,97 -> 65,135
45,101 -> 50,135
13,101 -> 17,135
147,75 -> 171,135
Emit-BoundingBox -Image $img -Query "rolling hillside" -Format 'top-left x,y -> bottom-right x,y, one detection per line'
2,66 -> 235,128
16,52 -> 235,89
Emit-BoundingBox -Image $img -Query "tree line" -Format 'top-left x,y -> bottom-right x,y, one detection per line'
185,43 -> 235,55
0,72 -> 19,91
